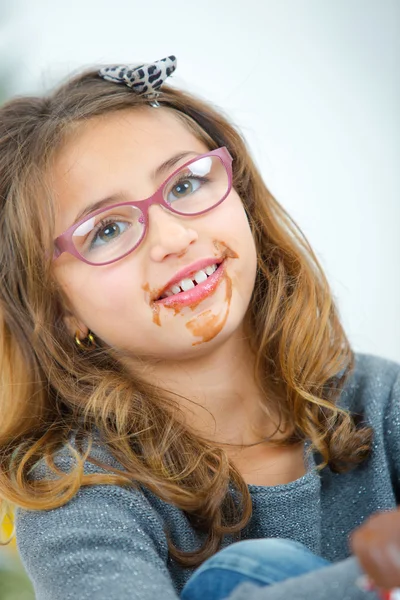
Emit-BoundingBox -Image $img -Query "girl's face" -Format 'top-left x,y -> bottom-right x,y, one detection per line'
51,107 -> 257,362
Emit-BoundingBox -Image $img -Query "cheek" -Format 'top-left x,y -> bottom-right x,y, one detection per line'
229,199 -> 257,262
57,262 -> 143,322
226,192 -> 253,237
234,212 -> 258,296
213,204 -> 257,304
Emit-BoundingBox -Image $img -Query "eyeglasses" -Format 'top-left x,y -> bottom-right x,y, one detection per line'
53,146 -> 233,266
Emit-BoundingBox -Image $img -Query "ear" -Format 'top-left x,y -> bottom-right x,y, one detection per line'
63,313 -> 89,340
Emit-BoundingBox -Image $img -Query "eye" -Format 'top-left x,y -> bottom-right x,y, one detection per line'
166,175 -> 206,203
90,218 -> 131,248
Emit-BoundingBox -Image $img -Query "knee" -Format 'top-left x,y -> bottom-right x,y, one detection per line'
181,538 -> 329,600
210,538 -> 330,575
217,538 -> 309,561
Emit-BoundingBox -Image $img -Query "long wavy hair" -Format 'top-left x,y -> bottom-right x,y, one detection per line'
0,66 -> 373,568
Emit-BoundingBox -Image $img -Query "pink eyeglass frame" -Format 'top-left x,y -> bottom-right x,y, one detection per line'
53,146 -> 233,266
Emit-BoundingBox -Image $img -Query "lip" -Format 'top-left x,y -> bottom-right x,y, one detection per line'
154,259 -> 226,308
153,257 -> 225,301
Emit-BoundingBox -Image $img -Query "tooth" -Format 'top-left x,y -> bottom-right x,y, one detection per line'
171,285 -> 181,295
193,270 -> 208,284
180,278 -> 195,291
164,290 -> 174,297
205,264 -> 217,275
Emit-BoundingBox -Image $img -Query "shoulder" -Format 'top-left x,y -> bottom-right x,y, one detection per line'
337,352 -> 400,477
27,427 -> 128,478
352,351 -> 400,386
18,430 -> 168,553
338,351 -> 400,418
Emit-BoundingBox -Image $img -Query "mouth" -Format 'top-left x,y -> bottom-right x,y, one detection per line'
153,259 -> 226,308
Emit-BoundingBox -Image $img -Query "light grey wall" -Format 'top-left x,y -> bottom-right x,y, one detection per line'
1,0 -> 399,362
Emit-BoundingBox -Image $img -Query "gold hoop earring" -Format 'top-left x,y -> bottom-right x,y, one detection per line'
74,330 -> 97,350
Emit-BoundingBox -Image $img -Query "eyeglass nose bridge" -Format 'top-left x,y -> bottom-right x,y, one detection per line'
130,183 -> 189,246
136,184 -> 173,222
131,187 -> 171,248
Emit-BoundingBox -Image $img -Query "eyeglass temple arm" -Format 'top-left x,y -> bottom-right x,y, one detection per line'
53,236 -> 66,260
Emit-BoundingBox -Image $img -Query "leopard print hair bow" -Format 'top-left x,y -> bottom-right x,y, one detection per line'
98,55 -> 177,107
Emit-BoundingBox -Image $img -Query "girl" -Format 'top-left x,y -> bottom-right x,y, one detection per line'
0,55 -> 399,600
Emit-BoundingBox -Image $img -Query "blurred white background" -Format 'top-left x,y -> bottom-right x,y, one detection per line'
1,0 -> 399,363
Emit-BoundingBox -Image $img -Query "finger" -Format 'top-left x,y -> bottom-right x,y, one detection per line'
352,536 -> 400,589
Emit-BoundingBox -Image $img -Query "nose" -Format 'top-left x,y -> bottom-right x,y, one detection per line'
146,204 -> 198,262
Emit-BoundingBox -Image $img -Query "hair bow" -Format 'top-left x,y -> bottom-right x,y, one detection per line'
98,55 -> 177,107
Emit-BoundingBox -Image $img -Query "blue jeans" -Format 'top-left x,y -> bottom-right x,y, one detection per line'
180,538 -> 331,600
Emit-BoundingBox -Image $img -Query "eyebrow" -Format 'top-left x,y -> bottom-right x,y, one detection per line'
73,150 -> 200,225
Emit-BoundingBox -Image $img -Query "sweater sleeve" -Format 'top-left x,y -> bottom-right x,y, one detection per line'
15,482 -> 180,600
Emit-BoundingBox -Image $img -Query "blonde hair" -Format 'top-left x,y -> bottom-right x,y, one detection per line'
0,66 -> 373,568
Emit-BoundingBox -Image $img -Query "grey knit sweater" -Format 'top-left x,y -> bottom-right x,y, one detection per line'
15,352 -> 400,600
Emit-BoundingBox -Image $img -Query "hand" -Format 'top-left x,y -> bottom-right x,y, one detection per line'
350,508 -> 400,590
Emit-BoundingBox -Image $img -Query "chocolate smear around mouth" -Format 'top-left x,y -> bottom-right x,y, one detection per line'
186,268 -> 232,345
146,240 -> 239,327
184,240 -> 236,344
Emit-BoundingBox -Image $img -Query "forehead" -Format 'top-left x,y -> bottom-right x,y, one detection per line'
51,107 -> 209,232
54,107 -> 206,171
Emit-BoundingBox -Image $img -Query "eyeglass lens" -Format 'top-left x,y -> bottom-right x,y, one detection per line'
71,155 -> 229,264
